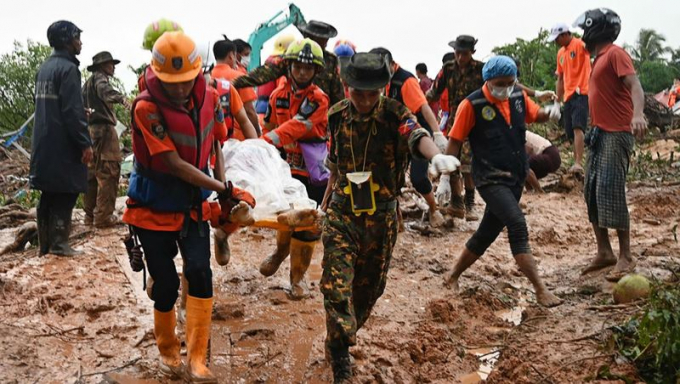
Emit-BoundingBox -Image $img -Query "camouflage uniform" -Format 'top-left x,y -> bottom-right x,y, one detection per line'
321,97 -> 430,349
232,50 -> 345,106
82,70 -> 126,225
427,59 -> 484,170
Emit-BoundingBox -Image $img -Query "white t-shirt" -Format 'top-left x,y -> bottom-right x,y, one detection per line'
525,131 -> 552,155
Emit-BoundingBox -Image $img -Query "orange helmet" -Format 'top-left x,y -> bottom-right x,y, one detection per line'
151,31 -> 202,83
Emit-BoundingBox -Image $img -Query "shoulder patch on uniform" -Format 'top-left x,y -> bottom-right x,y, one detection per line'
328,99 -> 350,116
298,97 -> 319,119
275,97 -> 290,110
151,122 -> 166,139
481,105 -> 496,121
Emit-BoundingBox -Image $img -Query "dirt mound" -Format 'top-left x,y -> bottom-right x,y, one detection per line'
630,186 -> 680,220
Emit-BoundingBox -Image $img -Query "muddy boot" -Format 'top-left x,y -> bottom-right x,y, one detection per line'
48,212 -> 81,256
449,194 -> 466,219
464,189 -> 479,221
94,214 -> 120,228
330,346 -> 352,383
288,238 -> 315,300
178,273 -> 188,324
36,206 -> 50,256
154,308 -> 185,378
259,230 -> 292,277
185,296 -> 217,383
213,227 -> 230,266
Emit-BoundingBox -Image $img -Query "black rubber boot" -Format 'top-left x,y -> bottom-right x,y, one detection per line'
48,211 -> 81,256
464,188 -> 476,209
330,346 -> 352,384
36,204 -> 50,256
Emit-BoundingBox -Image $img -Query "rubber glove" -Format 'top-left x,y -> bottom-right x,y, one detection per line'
431,154 -> 461,176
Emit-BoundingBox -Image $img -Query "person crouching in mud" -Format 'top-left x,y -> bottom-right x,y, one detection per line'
320,52 -> 461,383
444,55 -> 563,308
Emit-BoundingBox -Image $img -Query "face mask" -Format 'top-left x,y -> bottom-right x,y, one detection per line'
488,83 -> 514,100
240,55 -> 251,67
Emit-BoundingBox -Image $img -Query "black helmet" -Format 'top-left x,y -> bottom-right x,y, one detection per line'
572,8 -> 621,51
47,20 -> 82,49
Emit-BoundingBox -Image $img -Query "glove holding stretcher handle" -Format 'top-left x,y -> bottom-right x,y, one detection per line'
430,154 -> 461,177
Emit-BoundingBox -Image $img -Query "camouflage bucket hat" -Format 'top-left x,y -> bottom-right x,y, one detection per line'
448,35 -> 478,51
340,52 -> 391,91
87,51 -> 120,71
297,20 -> 338,39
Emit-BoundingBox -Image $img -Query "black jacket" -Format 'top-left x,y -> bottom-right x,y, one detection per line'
30,50 -> 91,193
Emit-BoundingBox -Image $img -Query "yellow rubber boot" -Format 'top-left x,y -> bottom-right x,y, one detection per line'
185,296 -> 217,383
259,230 -> 292,277
154,308 -> 185,378
288,238 -> 316,300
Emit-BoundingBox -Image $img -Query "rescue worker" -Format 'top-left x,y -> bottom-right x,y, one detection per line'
123,31 -> 245,382
138,18 -> 183,92
415,62 -> 439,116
524,131 -> 561,192
443,56 -> 563,308
427,35 -> 484,221
232,39 -> 252,74
31,20 -> 92,256
549,22 -> 592,175
258,39 -> 330,299
82,51 -> 130,228
668,78 -> 680,108
210,38 -> 260,139
369,47 -> 445,227
232,20 -> 345,107
320,52 -> 461,382
254,34 -> 295,117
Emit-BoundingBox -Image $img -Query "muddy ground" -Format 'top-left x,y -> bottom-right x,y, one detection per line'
1,154 -> 679,383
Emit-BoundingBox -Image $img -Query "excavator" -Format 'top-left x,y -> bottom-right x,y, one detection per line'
246,3 -> 306,71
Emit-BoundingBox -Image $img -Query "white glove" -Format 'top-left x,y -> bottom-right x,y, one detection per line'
433,131 -> 448,154
435,174 -> 451,208
544,102 -> 561,122
431,154 -> 460,176
534,90 -> 557,102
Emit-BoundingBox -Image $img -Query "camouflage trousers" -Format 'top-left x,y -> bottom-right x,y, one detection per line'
84,124 -> 121,224
320,201 -> 398,349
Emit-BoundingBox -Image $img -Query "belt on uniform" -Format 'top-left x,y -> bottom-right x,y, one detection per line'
330,193 -> 397,212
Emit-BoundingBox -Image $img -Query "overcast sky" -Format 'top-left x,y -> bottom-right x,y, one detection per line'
1,0 -> 678,92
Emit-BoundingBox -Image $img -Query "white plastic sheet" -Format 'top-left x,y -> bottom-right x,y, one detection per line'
222,139 -> 316,221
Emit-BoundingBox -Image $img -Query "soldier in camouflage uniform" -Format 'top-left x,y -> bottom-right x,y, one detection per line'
320,53 -> 461,383
426,35 -> 484,221
232,20 -> 345,106
82,51 -> 130,228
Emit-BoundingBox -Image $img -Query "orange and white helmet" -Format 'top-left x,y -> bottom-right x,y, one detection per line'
151,31 -> 202,83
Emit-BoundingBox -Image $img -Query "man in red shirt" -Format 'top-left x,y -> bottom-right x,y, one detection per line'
549,23 -> 592,174
573,9 -> 647,280
416,63 -> 439,116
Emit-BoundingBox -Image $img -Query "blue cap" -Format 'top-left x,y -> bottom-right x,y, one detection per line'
334,44 -> 355,58
482,55 -> 517,81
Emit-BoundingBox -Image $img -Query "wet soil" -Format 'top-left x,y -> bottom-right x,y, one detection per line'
1,184 -> 678,383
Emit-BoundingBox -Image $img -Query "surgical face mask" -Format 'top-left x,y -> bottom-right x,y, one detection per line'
240,55 -> 251,67
488,82 -> 515,100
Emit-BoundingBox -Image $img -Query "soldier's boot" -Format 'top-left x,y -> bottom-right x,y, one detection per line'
330,346 -> 352,384
185,296 -> 217,384
288,238 -> 315,300
95,215 -> 120,228
213,227 -> 231,266
154,308 -> 185,378
36,205 -> 50,256
178,272 -> 188,324
48,211 -> 81,256
83,177 -> 97,226
449,195 -> 466,219
259,230 -> 292,277
464,188 -> 479,221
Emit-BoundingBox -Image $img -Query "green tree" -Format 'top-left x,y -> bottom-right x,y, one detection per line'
627,29 -> 670,66
492,29 -> 559,91
638,60 -> 678,93
0,40 -> 52,135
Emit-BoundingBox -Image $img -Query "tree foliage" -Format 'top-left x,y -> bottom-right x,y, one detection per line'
627,29 -> 671,65
626,29 -> 679,94
492,29 -> 559,91
0,40 -> 52,135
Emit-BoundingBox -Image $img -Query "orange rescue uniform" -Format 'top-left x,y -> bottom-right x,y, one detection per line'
556,37 -> 592,102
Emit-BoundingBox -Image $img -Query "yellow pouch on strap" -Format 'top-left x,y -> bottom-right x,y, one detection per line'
343,171 -> 379,216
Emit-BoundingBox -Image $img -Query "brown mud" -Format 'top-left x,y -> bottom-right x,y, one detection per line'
1,183 -> 679,383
